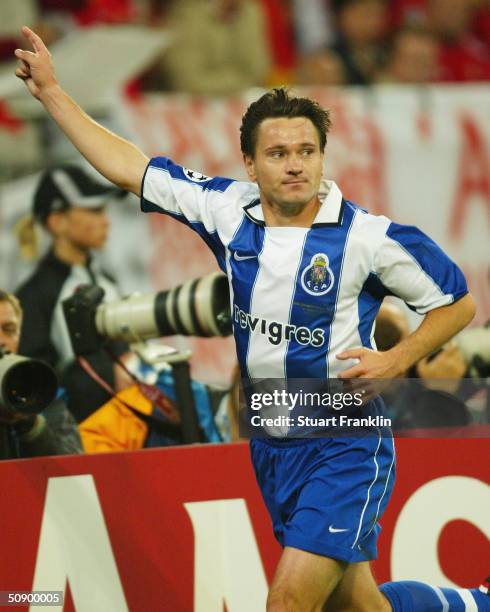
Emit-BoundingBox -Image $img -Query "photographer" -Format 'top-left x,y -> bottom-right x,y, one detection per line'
0,290 -> 82,460
15,164 -> 132,422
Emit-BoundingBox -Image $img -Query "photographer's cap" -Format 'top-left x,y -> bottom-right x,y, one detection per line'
33,165 -> 124,225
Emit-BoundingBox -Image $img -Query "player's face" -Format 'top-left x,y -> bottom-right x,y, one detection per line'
0,301 -> 21,354
244,117 -> 324,216
59,206 -> 110,251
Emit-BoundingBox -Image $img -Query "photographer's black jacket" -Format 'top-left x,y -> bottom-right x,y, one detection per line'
0,398 -> 83,460
16,250 -> 127,422
0,420 -> 60,460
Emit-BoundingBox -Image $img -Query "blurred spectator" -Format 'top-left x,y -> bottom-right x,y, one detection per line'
261,0 -> 297,85
145,0 -> 172,25
79,359 -> 229,452
15,165 -> 132,423
426,0 -> 490,82
0,1 -> 45,63
72,0 -> 136,25
1,0 -> 140,64
377,25 -> 439,84
0,289 -> 83,459
151,0 -> 271,95
292,0 -> 335,55
39,0 -> 136,26
329,0 -> 389,85
389,0 -> 425,28
472,0 -> 490,50
297,0 -> 388,86
391,0 -> 490,82
296,49 -> 346,86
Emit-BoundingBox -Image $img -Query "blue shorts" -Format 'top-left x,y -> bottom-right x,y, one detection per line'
250,432 -> 396,563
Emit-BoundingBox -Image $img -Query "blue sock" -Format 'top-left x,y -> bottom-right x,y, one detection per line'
380,580 -> 490,611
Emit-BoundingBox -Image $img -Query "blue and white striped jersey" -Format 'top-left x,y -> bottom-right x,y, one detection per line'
141,157 -> 468,379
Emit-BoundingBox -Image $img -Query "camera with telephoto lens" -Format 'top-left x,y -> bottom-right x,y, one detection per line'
0,347 -> 58,417
62,272 -> 232,356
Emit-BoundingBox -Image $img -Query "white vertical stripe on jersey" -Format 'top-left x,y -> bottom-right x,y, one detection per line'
326,209 -> 363,378
431,586 -> 450,612
226,253 -> 236,353
455,589 -> 478,611
283,232 -> 308,376
247,227 -> 308,379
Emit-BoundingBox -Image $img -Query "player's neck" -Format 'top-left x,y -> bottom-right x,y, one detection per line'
262,195 -> 321,228
53,240 -> 89,267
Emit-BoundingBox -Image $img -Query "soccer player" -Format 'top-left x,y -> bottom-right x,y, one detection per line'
14,27 -> 488,611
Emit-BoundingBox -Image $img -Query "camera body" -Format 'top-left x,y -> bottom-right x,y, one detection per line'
61,272 -> 233,445
63,272 -> 232,356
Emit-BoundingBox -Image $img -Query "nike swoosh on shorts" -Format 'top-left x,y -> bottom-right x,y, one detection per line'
234,252 -> 257,261
329,525 -> 350,533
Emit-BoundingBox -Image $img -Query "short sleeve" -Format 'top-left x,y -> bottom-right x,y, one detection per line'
140,157 -> 236,229
140,157 -> 239,271
374,223 -> 468,314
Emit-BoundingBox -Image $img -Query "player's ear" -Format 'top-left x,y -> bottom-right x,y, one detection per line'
243,154 -> 257,182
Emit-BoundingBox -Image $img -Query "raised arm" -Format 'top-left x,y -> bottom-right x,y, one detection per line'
14,26 -> 149,196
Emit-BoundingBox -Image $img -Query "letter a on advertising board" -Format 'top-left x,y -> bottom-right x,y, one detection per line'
185,499 -> 268,612
30,475 -> 128,612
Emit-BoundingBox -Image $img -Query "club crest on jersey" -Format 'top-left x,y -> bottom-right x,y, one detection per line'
301,253 -> 334,296
183,167 -> 211,182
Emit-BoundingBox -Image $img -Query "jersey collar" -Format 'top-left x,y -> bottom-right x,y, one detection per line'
243,179 -> 344,227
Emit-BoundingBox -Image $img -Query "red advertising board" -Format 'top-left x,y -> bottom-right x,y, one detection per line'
0,438 -> 488,611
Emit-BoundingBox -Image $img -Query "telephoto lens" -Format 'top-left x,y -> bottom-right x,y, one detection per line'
95,272 -> 232,343
0,349 -> 58,416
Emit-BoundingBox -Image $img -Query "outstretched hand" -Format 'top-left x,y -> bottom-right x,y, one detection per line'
14,26 -> 57,100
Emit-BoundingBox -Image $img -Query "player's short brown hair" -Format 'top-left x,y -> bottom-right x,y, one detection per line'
240,87 -> 332,158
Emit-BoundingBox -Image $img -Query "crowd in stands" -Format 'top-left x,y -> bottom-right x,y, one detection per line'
2,0 -> 490,94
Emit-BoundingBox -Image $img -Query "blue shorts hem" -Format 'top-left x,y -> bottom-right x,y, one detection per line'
283,533 -> 377,564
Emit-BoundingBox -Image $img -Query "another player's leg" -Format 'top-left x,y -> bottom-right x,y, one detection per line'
266,546 -> 345,612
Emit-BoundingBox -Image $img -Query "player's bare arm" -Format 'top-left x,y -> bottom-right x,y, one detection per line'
14,26 -> 149,196
338,292 -> 476,378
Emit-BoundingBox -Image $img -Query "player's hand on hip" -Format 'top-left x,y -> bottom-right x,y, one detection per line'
337,347 -> 403,379
14,26 -> 57,100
